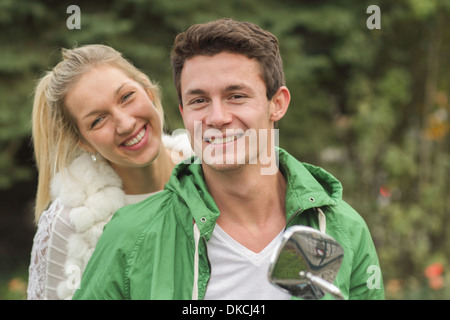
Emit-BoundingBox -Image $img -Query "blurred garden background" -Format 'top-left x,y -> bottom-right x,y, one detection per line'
0,0 -> 449,300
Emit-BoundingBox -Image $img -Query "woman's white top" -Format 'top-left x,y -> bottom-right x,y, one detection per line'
27,133 -> 193,300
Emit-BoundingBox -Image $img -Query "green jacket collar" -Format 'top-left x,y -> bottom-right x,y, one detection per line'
278,148 -> 342,218
166,148 -> 343,238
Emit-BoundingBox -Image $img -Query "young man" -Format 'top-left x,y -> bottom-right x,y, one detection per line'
73,19 -> 384,300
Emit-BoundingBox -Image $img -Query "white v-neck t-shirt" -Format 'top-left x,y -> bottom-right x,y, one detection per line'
203,225 -> 291,300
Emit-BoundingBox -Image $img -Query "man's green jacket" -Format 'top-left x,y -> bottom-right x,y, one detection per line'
73,148 -> 384,300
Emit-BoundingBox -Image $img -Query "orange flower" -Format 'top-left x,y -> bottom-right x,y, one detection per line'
424,263 -> 445,291
8,277 -> 27,294
424,263 -> 444,279
428,276 -> 445,290
386,279 -> 402,296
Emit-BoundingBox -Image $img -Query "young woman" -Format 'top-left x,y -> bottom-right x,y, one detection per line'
27,44 -> 192,299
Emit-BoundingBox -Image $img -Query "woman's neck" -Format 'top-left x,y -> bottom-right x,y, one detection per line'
113,147 -> 175,195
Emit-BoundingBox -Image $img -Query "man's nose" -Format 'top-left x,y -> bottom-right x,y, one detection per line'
205,99 -> 232,128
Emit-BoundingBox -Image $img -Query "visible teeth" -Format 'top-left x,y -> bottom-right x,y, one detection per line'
123,127 -> 146,147
207,135 -> 239,145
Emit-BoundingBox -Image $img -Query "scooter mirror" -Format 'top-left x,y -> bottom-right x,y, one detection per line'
268,225 -> 345,300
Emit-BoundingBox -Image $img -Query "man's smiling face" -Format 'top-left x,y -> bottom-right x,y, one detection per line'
179,52 -> 288,173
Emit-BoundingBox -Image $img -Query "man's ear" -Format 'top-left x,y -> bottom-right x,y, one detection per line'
270,86 -> 290,122
179,103 -> 184,116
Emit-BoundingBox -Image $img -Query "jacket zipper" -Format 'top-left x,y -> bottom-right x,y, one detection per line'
285,207 -> 303,229
199,236 -> 211,300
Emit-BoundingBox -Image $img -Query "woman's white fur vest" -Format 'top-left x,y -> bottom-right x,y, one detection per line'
51,133 -> 192,299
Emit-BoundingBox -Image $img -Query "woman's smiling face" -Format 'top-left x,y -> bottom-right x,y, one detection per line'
64,64 -> 163,169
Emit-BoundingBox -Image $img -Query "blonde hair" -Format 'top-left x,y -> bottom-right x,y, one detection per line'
32,44 -> 164,223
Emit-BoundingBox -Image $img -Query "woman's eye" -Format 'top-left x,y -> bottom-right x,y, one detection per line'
91,116 -> 104,129
121,91 -> 134,103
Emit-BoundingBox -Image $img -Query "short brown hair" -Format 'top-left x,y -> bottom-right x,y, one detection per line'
170,18 -> 285,105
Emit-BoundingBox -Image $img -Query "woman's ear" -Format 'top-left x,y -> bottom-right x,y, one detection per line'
78,138 -> 95,154
269,86 -> 290,122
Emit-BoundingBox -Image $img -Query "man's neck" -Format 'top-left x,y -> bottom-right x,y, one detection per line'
203,164 -> 287,253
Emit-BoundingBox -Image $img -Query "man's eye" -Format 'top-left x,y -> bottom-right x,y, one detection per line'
187,98 -> 208,107
229,94 -> 247,103
191,98 -> 206,104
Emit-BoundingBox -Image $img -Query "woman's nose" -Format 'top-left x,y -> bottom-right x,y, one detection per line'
114,110 -> 136,135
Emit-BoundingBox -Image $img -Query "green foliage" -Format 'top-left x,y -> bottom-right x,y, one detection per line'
1,0 -> 449,299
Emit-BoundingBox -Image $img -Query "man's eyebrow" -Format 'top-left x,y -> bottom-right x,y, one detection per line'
185,88 -> 207,96
185,85 -> 249,96
223,85 -> 247,93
